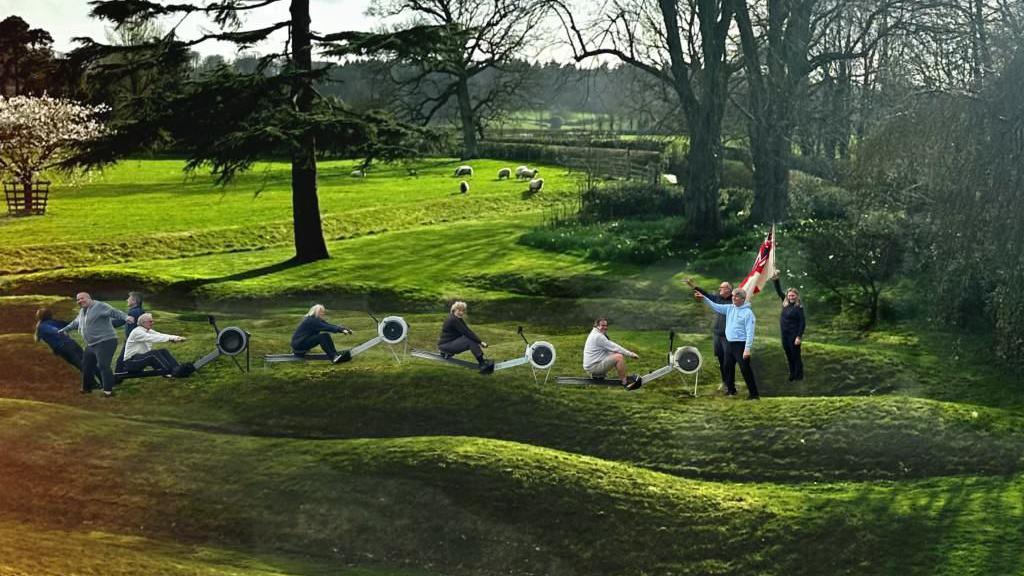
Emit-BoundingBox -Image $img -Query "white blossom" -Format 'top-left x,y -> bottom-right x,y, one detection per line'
0,95 -> 109,185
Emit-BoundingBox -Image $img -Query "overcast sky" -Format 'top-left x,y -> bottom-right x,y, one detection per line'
0,0 -> 376,58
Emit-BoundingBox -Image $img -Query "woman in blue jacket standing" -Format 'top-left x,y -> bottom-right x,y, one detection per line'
771,272 -> 806,381
291,304 -> 352,363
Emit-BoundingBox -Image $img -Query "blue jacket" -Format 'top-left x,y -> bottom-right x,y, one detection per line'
702,297 -> 756,352
290,316 -> 347,350
125,305 -> 145,338
37,319 -> 72,351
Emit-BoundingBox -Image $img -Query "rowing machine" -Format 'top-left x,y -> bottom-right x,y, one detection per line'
635,331 -> 703,396
411,326 -> 556,380
336,314 -> 409,364
194,315 -> 250,374
492,326 -> 556,384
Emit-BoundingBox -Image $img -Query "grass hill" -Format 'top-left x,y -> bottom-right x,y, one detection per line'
1,158 -> 1021,575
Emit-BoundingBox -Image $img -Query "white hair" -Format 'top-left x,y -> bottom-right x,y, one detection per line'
138,313 -> 154,323
306,304 -> 326,317
450,301 -> 467,315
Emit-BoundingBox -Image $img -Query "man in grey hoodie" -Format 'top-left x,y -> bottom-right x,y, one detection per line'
59,292 -> 135,396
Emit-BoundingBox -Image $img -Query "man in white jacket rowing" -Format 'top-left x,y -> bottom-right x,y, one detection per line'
123,313 -> 193,377
583,317 -> 642,390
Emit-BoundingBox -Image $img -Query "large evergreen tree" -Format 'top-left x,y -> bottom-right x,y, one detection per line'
73,0 -> 440,262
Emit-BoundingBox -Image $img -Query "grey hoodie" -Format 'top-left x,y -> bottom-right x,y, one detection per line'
59,301 -> 130,346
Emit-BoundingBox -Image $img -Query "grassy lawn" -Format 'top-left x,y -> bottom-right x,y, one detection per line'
0,158 -> 1021,575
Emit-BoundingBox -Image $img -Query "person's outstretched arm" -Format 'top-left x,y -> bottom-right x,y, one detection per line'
700,295 -> 729,315
773,277 -> 785,300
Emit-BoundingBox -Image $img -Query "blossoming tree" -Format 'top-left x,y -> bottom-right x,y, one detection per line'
0,95 -> 108,214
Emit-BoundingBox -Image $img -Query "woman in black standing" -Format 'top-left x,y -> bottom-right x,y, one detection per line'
771,272 -> 805,381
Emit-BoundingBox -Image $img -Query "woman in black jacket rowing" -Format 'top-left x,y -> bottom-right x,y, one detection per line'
438,301 -> 494,373
771,272 -> 806,381
290,304 -> 352,363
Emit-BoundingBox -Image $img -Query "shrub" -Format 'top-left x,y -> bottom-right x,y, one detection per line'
579,181 -> 683,222
519,217 -> 686,264
788,171 -> 848,220
721,159 -> 754,189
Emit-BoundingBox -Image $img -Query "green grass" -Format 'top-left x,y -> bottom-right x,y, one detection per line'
1,158 -> 1022,575
0,158 -> 578,275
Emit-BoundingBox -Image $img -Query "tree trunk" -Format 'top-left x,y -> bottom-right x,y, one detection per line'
748,95 -> 792,223
686,118 -> 724,235
289,0 -> 329,262
22,179 -> 34,215
456,75 -> 477,159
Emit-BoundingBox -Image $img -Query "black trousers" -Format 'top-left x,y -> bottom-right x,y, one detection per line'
781,332 -> 803,380
54,341 -> 100,388
293,333 -> 338,358
439,336 -> 484,362
125,349 -> 181,373
722,340 -> 760,398
712,334 -> 733,385
82,338 -> 118,393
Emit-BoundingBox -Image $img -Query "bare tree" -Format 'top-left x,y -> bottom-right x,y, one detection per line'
551,0 -> 735,237
368,0 -> 549,158
733,0 -> 917,223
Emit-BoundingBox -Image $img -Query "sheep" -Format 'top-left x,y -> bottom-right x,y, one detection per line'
459,180 -> 470,194
497,168 -> 512,180
528,178 -> 544,193
519,168 -> 539,180
454,165 -> 474,177
350,169 -> 365,178
515,165 -> 529,178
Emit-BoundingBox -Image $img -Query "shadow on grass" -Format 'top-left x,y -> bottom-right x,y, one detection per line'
168,258 -> 309,294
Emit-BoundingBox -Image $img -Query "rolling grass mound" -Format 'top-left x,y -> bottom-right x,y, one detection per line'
3,398 -> 1022,575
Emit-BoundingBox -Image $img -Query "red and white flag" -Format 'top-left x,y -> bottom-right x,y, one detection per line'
738,225 -> 776,299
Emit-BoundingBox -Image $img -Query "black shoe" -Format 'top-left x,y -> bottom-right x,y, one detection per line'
332,350 -> 352,364
173,363 -> 195,378
625,375 -> 643,391
102,390 -> 114,398
80,388 -> 92,394
724,390 -> 737,396
746,395 -> 760,401
478,360 -> 495,375
440,352 -> 454,359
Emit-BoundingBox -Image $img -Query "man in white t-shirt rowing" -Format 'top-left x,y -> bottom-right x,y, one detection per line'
582,317 -> 642,390
123,313 -> 193,377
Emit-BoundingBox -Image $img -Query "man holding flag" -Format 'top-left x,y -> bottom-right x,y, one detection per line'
686,225 -> 775,399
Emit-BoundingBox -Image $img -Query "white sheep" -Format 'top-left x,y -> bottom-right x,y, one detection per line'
454,165 -> 474,177
497,168 -> 512,180
459,180 -> 470,194
515,165 -> 529,178
350,169 -> 365,178
528,178 -> 544,193
519,168 -> 539,180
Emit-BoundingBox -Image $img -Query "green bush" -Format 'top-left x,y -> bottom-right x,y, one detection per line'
579,181 -> 683,221
519,217 -> 685,264
721,159 -> 754,189
788,171 -> 849,220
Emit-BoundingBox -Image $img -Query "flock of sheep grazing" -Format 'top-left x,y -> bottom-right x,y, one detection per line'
453,164 -> 544,194
350,164 -> 544,195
